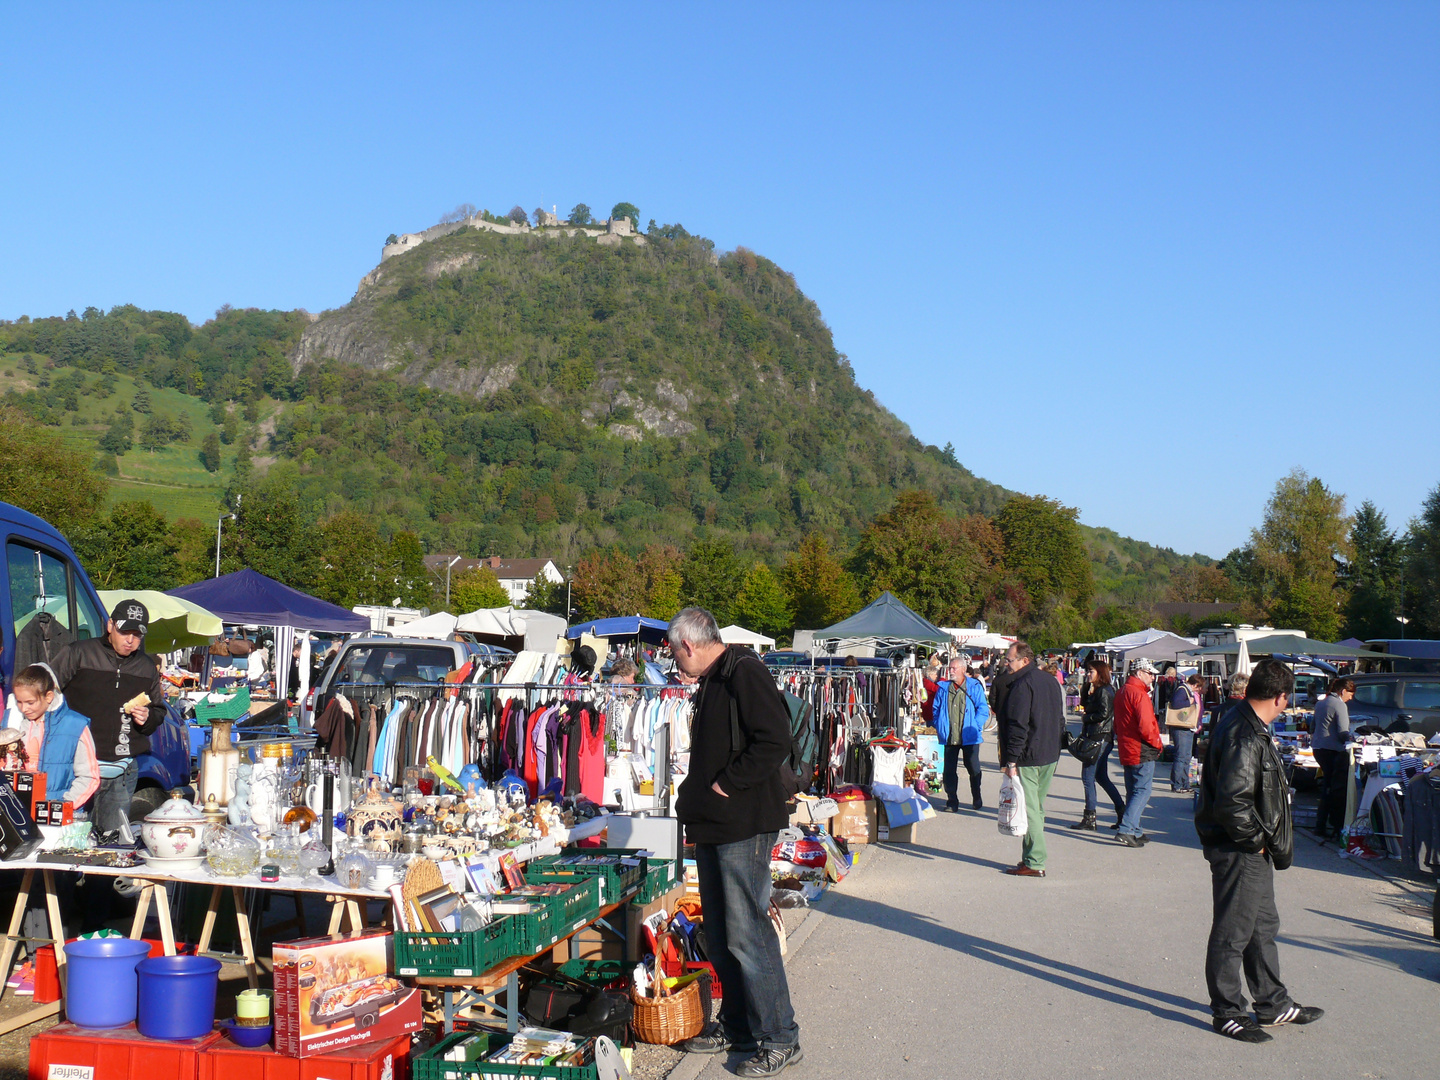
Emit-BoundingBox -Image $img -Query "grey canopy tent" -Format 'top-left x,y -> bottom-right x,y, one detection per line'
813,592 -> 951,648
1180,635 -> 1393,661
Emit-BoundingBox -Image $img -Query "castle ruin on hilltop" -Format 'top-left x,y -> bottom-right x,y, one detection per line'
381,206 -> 642,262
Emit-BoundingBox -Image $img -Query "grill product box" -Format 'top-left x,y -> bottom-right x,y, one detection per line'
198,1032 -> 412,1080
272,931 -> 421,1058
28,1022 -> 223,1080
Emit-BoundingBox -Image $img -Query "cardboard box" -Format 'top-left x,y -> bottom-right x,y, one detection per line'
272,931 -> 421,1058
0,774 -> 41,861
831,799 -> 878,845
624,882 -> 686,962
879,821 -> 921,843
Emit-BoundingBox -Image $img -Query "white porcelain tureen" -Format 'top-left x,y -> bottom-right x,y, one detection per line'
140,793 -> 207,859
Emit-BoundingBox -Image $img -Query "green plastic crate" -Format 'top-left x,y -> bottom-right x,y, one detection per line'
525,875 -> 601,938
510,900 -> 559,956
193,686 -> 250,723
395,915 -> 519,978
555,958 -> 626,988
524,848 -> 648,905
633,859 -> 680,904
413,1033 -> 599,1080
413,1032 -> 499,1080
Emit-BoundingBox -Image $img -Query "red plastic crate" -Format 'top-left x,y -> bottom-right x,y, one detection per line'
29,1022 -> 223,1080
198,1032 -> 412,1080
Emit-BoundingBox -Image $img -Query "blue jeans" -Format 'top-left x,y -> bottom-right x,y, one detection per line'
693,833 -> 800,1050
1081,736 -> 1125,818
1168,726 -> 1195,790
1119,760 -> 1155,837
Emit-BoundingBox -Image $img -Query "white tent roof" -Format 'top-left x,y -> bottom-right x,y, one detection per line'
951,631 -> 1017,650
719,624 -> 776,649
400,611 -> 459,639
451,607 -> 568,652
1103,627 -> 1198,662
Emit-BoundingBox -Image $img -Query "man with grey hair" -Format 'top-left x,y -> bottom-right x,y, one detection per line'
669,607 -> 802,1077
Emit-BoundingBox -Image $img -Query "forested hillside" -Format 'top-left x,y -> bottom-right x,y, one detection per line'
0,217 -> 1220,642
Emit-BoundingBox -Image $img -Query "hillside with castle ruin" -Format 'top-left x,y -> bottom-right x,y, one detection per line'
381,204 -> 647,263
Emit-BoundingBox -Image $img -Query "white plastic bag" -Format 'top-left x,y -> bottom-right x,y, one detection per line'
997,773 -> 1028,837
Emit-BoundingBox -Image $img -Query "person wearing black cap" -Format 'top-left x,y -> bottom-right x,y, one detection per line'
50,599 -> 166,834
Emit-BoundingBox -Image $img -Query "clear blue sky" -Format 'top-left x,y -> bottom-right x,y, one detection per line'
2,3 -> 1435,559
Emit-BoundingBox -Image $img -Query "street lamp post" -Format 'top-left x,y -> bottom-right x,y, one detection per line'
214,512 -> 235,577
445,556 -> 461,608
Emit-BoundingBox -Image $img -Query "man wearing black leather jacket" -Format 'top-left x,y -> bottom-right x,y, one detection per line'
1194,659 -> 1323,1043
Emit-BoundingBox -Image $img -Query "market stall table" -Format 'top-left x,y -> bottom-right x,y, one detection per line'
0,855 -> 391,1034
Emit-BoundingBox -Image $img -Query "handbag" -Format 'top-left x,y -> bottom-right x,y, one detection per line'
1167,688 -> 1200,730
1068,728 -> 1108,766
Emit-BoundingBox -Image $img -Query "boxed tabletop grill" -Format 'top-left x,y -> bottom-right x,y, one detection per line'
272,930 -> 421,1058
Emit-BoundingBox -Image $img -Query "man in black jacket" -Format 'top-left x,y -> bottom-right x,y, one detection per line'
50,599 -> 165,833
1195,659 -> 1322,1043
670,607 -> 802,1078
998,641 -> 1064,877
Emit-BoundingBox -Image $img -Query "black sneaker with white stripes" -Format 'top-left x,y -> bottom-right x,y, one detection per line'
1257,1004 -> 1324,1027
1213,1015 -> 1273,1043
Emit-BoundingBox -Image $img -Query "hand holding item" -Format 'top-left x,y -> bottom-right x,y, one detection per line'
124,692 -> 151,720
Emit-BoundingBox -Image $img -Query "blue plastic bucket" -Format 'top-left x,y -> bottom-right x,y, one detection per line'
135,955 -> 222,1040
62,937 -> 151,1028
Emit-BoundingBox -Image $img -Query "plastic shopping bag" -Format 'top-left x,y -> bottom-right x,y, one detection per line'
997,773 -> 1028,837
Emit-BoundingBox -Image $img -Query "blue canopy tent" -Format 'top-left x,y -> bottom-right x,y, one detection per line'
565,615 -> 671,646
170,569 -> 370,702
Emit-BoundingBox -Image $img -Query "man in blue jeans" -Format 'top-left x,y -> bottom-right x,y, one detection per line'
670,607 -> 802,1078
1113,658 -> 1163,846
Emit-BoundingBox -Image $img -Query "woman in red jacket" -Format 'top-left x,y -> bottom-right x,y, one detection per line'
1113,658 -> 1164,847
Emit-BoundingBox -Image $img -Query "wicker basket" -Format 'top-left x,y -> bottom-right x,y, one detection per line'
630,974 -> 706,1045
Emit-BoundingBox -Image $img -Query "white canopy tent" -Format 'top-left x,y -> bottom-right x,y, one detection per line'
719,624 -> 776,650
1102,627 -> 1198,665
456,607 -> 567,652
398,611 -> 459,639
944,629 -> 1017,650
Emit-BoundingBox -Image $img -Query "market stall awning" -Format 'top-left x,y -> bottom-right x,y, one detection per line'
97,589 -> 223,653
168,569 -> 370,633
1103,628 -> 1198,663
719,624 -> 776,650
1180,634 -> 1392,660
399,611 -> 459,638
813,592 -> 950,644
452,607 -> 569,652
566,616 -> 671,645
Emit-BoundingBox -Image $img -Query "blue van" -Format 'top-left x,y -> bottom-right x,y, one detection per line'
0,501 -> 192,822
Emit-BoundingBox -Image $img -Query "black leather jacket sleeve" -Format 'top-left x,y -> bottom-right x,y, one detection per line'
1083,684 -> 1115,733
1208,722 -> 1267,853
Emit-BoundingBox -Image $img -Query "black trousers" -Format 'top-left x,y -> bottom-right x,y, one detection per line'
1203,847 -> 1292,1019
943,743 -> 982,807
1313,748 -> 1348,835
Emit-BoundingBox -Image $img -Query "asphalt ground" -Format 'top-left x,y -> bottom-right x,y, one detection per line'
675,744 -> 1440,1080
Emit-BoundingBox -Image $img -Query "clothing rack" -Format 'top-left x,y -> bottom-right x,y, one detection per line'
769,666 -> 903,792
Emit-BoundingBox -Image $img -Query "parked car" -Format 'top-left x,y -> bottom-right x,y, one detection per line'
308,637 -> 511,718
0,501 -> 192,822
1346,674 -> 1440,740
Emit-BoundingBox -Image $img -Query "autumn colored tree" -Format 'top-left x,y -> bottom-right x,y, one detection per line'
639,545 -> 684,620
572,547 -> 646,620
993,494 -> 1094,614
849,491 -> 979,625
779,534 -> 861,629
450,566 -> 509,612
0,406 -> 106,535
734,563 -> 793,641
1247,469 -> 1351,640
